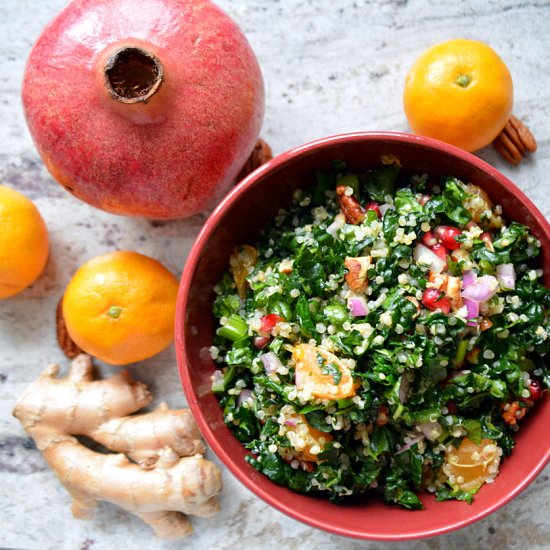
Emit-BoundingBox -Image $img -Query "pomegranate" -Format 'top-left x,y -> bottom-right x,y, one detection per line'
434,226 -> 462,250
364,201 -> 382,219
528,380 -> 543,401
420,230 -> 437,248
22,0 -> 264,219
259,313 -> 284,336
421,288 -> 451,314
431,243 -> 448,266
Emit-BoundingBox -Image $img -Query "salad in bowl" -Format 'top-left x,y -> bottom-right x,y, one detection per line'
210,156 -> 549,509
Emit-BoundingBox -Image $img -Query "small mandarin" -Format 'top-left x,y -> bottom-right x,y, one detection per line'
62,250 -> 179,365
403,39 -> 513,152
0,185 -> 49,299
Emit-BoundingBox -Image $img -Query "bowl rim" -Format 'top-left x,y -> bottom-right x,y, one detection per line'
176,131 -> 550,540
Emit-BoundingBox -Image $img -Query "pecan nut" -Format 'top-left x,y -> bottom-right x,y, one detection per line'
336,185 -> 365,225
56,297 -> 84,359
493,115 -> 537,165
235,138 -> 273,183
344,256 -> 371,292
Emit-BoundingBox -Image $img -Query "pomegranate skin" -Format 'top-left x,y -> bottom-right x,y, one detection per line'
22,0 -> 265,219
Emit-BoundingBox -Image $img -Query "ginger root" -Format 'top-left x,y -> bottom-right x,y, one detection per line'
13,354 -> 222,539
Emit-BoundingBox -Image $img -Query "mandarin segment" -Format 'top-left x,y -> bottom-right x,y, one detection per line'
229,245 -> 258,300
293,343 -> 357,400
442,437 -> 503,493
278,406 -> 333,463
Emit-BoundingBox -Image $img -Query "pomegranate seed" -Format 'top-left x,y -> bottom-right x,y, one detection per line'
529,380 -> 543,401
253,336 -> 270,349
259,313 -> 284,335
480,231 -> 492,243
431,243 -> 448,267
446,401 -> 458,414
365,201 -> 382,218
419,194 -> 431,206
435,226 -> 462,250
480,231 -> 494,252
421,230 -> 438,248
422,288 -> 451,314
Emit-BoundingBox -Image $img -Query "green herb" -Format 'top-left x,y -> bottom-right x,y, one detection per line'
216,314 -> 248,341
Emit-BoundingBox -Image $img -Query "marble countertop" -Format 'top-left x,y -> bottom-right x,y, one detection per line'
1,1 -> 549,549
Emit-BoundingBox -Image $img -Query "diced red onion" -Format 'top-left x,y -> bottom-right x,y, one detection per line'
464,298 -> 480,326
413,243 -> 446,273
496,263 -> 516,290
348,296 -> 369,317
417,422 -> 443,441
260,351 -> 283,374
395,435 -> 424,455
462,270 -> 476,288
461,275 -> 499,303
238,388 -> 254,407
284,420 -> 297,427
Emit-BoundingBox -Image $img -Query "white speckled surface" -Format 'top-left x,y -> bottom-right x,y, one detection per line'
1,1 -> 549,549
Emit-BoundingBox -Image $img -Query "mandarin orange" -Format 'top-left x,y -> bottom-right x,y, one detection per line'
0,185 -> 49,299
403,39 -> 513,152
62,251 -> 179,365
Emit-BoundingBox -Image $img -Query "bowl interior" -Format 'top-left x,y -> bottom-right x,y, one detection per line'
176,132 -> 550,540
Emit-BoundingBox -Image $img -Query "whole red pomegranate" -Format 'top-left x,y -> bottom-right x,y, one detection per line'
22,0 -> 264,219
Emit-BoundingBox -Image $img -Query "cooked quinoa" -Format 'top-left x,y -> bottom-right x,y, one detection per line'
210,158 -> 549,508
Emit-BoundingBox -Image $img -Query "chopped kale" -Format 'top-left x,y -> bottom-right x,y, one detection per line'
212,161 -> 548,509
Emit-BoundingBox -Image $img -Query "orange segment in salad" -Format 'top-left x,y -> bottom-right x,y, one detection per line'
442,437 -> 502,493
279,406 -> 333,462
229,244 -> 258,300
293,343 -> 357,400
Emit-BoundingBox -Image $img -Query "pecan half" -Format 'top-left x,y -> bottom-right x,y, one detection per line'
336,185 -> 365,225
344,256 -> 371,292
493,115 -> 537,165
445,276 -> 463,311
56,297 -> 84,359
235,138 -> 273,183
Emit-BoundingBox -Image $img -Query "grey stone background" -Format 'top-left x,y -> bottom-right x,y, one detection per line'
1,1 -> 549,549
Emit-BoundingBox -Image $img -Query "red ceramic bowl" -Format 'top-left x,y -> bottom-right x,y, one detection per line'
176,132 -> 550,540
